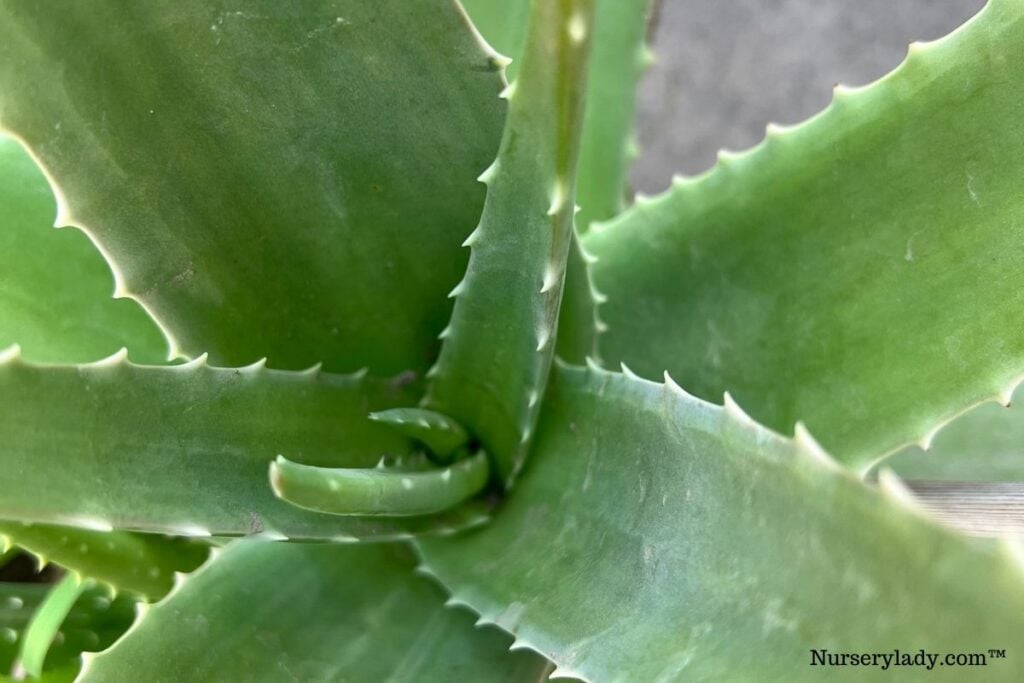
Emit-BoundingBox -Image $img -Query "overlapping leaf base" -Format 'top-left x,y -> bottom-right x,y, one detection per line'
419,364 -> 1024,681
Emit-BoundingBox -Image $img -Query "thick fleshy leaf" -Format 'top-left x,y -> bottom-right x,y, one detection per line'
887,385 -> 1024,482
0,351 -> 488,540
0,0 -> 504,375
584,0 -> 1024,470
17,573 -> 86,678
418,364 -> 1024,681
0,582 -> 135,678
463,0 -> 654,230
0,523 -> 207,600
82,541 -> 551,681
425,0 -> 596,485
0,135 -> 166,364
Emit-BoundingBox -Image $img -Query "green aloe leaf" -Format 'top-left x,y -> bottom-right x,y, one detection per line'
584,0 -> 1024,470
463,0 -> 654,230
17,573 -> 87,678
81,541 -> 552,681
1,582 -> 135,678
0,135 -> 166,364
885,382 -> 1024,481
0,0 -> 504,375
0,524 -> 207,600
0,351 -> 488,540
417,364 -> 1024,681
425,0 -> 596,485
270,452 -> 490,517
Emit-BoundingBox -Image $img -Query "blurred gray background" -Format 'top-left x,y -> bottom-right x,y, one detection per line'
631,0 -> 985,192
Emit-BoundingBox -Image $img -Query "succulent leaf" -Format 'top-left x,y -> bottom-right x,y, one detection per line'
80,541 -> 553,681
0,0 -> 504,375
270,452 -> 490,518
463,0 -> 656,230
368,408 -> 470,463
0,582 -> 135,679
425,0 -> 597,486
16,572 -> 87,678
417,363 -> 1024,681
0,524 -> 207,601
584,0 -> 1024,471
0,135 -> 167,364
0,352 -> 489,540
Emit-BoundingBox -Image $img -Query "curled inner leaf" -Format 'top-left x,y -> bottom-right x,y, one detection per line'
368,408 -> 470,463
269,453 -> 490,518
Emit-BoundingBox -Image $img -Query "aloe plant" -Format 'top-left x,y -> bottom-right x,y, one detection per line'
1,0 -> 1023,680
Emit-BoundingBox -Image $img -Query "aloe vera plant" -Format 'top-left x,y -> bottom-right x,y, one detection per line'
1,0 -> 1023,680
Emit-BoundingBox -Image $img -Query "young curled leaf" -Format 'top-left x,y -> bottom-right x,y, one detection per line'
270,453 -> 491,518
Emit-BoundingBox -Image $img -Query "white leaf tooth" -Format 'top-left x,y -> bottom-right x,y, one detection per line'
492,53 -> 513,69
300,361 -> 323,377
462,226 -> 482,247
917,422 -> 944,451
793,422 -> 842,471
447,280 -> 466,299
474,614 -> 496,627
134,601 -> 150,622
32,552 -> 48,571
723,391 -> 756,428
765,121 -> 794,136
527,389 -> 540,409
0,344 -> 22,364
88,347 -> 128,368
78,651 -> 97,678
663,371 -> 692,399
508,638 -> 536,652
0,535 -> 10,554
634,191 -> 652,206
716,148 -> 741,163
240,357 -> 268,373
594,319 -> 609,334
536,327 -> 551,352
412,564 -> 435,579
550,665 -> 583,680
591,289 -> 608,304
540,262 -> 561,294
176,352 -> 209,371
476,159 -> 499,184
547,179 -> 567,216
351,367 -> 369,381
832,82 -> 867,98
584,356 -> 603,372
619,362 -> 640,381
877,468 -> 930,517
444,595 -> 470,609
907,40 -> 926,56
498,80 -> 517,100
998,378 -> 1022,407
573,203 -> 582,215
425,363 -> 441,379
438,324 -> 453,341
256,529 -> 287,542
170,571 -> 191,593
